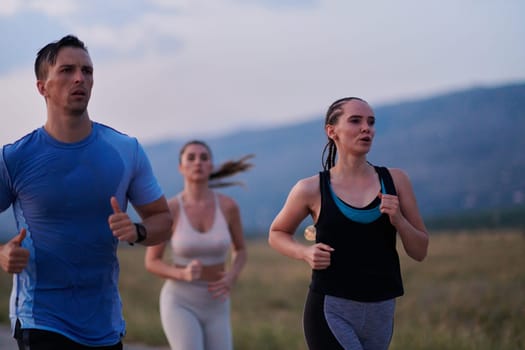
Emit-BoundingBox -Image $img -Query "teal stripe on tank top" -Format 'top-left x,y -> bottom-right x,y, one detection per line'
329,179 -> 385,224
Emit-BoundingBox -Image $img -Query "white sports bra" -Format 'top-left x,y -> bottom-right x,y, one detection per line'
170,192 -> 232,266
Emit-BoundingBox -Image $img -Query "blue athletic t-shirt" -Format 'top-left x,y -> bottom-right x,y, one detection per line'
0,122 -> 163,346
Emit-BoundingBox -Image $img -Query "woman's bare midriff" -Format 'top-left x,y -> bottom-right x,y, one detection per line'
176,262 -> 225,282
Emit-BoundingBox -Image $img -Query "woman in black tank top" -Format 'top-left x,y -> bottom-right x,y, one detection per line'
268,97 -> 429,350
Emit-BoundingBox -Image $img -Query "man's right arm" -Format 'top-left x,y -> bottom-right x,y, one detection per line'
0,228 -> 29,273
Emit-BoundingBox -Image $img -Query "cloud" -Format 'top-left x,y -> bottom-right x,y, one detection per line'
1,0 -> 525,146
0,68 -> 44,144
78,14 -> 184,56
235,0 -> 318,11
0,0 -> 19,16
0,0 -> 78,17
0,14 -> 71,74
28,0 -> 78,17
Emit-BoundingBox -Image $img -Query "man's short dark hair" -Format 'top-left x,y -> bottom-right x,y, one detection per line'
34,35 -> 88,80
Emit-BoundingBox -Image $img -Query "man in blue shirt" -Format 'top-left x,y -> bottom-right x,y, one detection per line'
0,35 -> 173,349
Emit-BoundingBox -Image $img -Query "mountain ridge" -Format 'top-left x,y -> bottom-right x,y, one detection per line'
145,81 -> 525,234
1,81 -> 524,239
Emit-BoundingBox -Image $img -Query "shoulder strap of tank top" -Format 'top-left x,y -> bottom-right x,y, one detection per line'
318,170 -> 330,193
175,194 -> 188,220
213,190 -> 221,216
374,166 -> 397,196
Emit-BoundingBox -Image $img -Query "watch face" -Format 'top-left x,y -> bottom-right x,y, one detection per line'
135,223 -> 147,242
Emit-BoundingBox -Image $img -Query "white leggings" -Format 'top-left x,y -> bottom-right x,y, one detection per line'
159,279 -> 232,350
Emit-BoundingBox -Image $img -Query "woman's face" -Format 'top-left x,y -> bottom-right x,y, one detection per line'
179,143 -> 213,182
326,99 -> 376,156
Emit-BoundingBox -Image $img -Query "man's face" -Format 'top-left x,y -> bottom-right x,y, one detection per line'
37,47 -> 93,116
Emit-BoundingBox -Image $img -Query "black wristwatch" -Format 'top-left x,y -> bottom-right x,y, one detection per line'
134,223 -> 147,243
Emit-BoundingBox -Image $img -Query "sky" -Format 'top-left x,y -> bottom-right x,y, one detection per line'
1,0 -> 524,145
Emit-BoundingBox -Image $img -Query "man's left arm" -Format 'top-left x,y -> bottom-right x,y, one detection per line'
109,196 -> 172,246
133,196 -> 173,245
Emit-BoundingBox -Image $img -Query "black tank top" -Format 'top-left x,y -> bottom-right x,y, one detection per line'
310,166 -> 404,302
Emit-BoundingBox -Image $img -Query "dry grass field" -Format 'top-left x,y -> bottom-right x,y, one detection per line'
1,229 -> 524,349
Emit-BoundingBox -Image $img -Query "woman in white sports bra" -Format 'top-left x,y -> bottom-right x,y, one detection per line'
145,140 -> 253,350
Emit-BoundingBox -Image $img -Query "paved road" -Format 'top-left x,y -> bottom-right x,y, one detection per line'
0,325 -> 13,350
0,324 -> 169,350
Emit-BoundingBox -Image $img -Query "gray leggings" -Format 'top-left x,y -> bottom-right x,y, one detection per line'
324,295 -> 395,350
303,290 -> 395,350
159,280 -> 232,350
